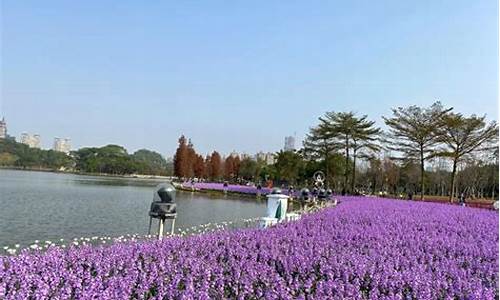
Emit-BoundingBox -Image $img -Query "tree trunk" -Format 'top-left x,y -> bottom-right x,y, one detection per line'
419,146 -> 425,200
324,142 -> 329,188
449,158 -> 457,202
351,145 -> 357,193
344,135 -> 349,194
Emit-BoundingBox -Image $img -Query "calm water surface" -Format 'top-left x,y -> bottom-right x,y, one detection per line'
0,169 -> 265,247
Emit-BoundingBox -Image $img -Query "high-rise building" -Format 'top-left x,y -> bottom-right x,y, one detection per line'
0,117 -> 6,139
20,133 -> 41,149
53,138 -> 71,154
284,136 -> 296,151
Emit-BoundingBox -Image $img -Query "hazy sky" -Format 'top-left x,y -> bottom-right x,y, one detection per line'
1,1 -> 498,157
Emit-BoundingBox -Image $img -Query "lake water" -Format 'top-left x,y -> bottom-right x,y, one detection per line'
0,169 -> 266,247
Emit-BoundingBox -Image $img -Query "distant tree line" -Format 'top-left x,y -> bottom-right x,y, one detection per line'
73,145 -> 171,176
175,102 -> 498,201
0,139 -> 72,170
0,139 -> 172,176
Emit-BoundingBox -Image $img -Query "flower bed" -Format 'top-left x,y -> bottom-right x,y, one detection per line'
181,182 -> 274,195
1,197 -> 498,299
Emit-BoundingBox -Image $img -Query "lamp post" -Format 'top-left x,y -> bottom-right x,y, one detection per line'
148,183 -> 177,239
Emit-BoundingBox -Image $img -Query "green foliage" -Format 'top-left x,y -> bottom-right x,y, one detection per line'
383,102 -> 452,199
273,150 -> 304,185
434,113 -> 498,200
132,149 -> 169,176
238,157 -> 258,180
0,139 -> 72,169
304,111 -> 380,192
72,145 -> 169,175
0,139 -> 170,176
0,152 -> 18,166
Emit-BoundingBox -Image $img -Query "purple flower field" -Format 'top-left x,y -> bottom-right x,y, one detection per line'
182,182 -> 274,195
1,197 -> 498,299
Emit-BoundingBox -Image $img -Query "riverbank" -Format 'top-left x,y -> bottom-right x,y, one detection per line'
0,166 -> 172,181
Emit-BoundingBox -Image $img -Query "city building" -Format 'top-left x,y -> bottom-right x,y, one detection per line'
0,117 -> 6,139
53,137 -> 71,154
20,133 -> 41,149
284,136 -> 296,151
240,153 -> 252,160
255,151 -> 275,165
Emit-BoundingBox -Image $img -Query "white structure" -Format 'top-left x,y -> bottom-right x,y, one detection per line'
284,136 -> 295,151
255,151 -> 275,165
240,153 -> 252,160
266,193 -> 289,220
53,138 -> 71,154
20,133 -> 41,149
261,192 -> 289,227
0,117 -> 6,139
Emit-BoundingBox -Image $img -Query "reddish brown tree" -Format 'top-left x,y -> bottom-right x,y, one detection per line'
209,151 -> 222,180
186,139 -> 197,178
224,156 -> 235,180
173,135 -> 189,178
233,156 -> 241,179
193,154 -> 205,178
204,155 -> 212,179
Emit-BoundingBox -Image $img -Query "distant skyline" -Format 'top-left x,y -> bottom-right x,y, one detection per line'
1,1 -> 498,156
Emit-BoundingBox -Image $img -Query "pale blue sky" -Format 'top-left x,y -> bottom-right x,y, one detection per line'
1,1 -> 498,156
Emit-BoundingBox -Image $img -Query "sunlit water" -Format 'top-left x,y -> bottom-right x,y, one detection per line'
0,169 -> 266,247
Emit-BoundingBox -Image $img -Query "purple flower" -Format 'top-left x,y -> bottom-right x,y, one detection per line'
0,197 -> 497,299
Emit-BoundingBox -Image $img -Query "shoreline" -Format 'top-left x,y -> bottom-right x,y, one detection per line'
0,166 -> 172,181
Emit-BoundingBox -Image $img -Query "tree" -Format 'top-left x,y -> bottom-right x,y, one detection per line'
132,149 -> 168,175
233,156 -> 241,179
0,152 -> 18,166
239,157 -> 258,181
274,150 -> 304,185
349,116 -> 381,192
306,111 -> 380,193
173,135 -> 189,178
186,139 -> 197,178
224,156 -> 235,180
208,151 -> 222,180
383,102 -> 452,200
72,145 -> 138,175
435,113 -> 498,201
193,154 -> 205,178
303,123 -> 339,187
322,112 -> 357,193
